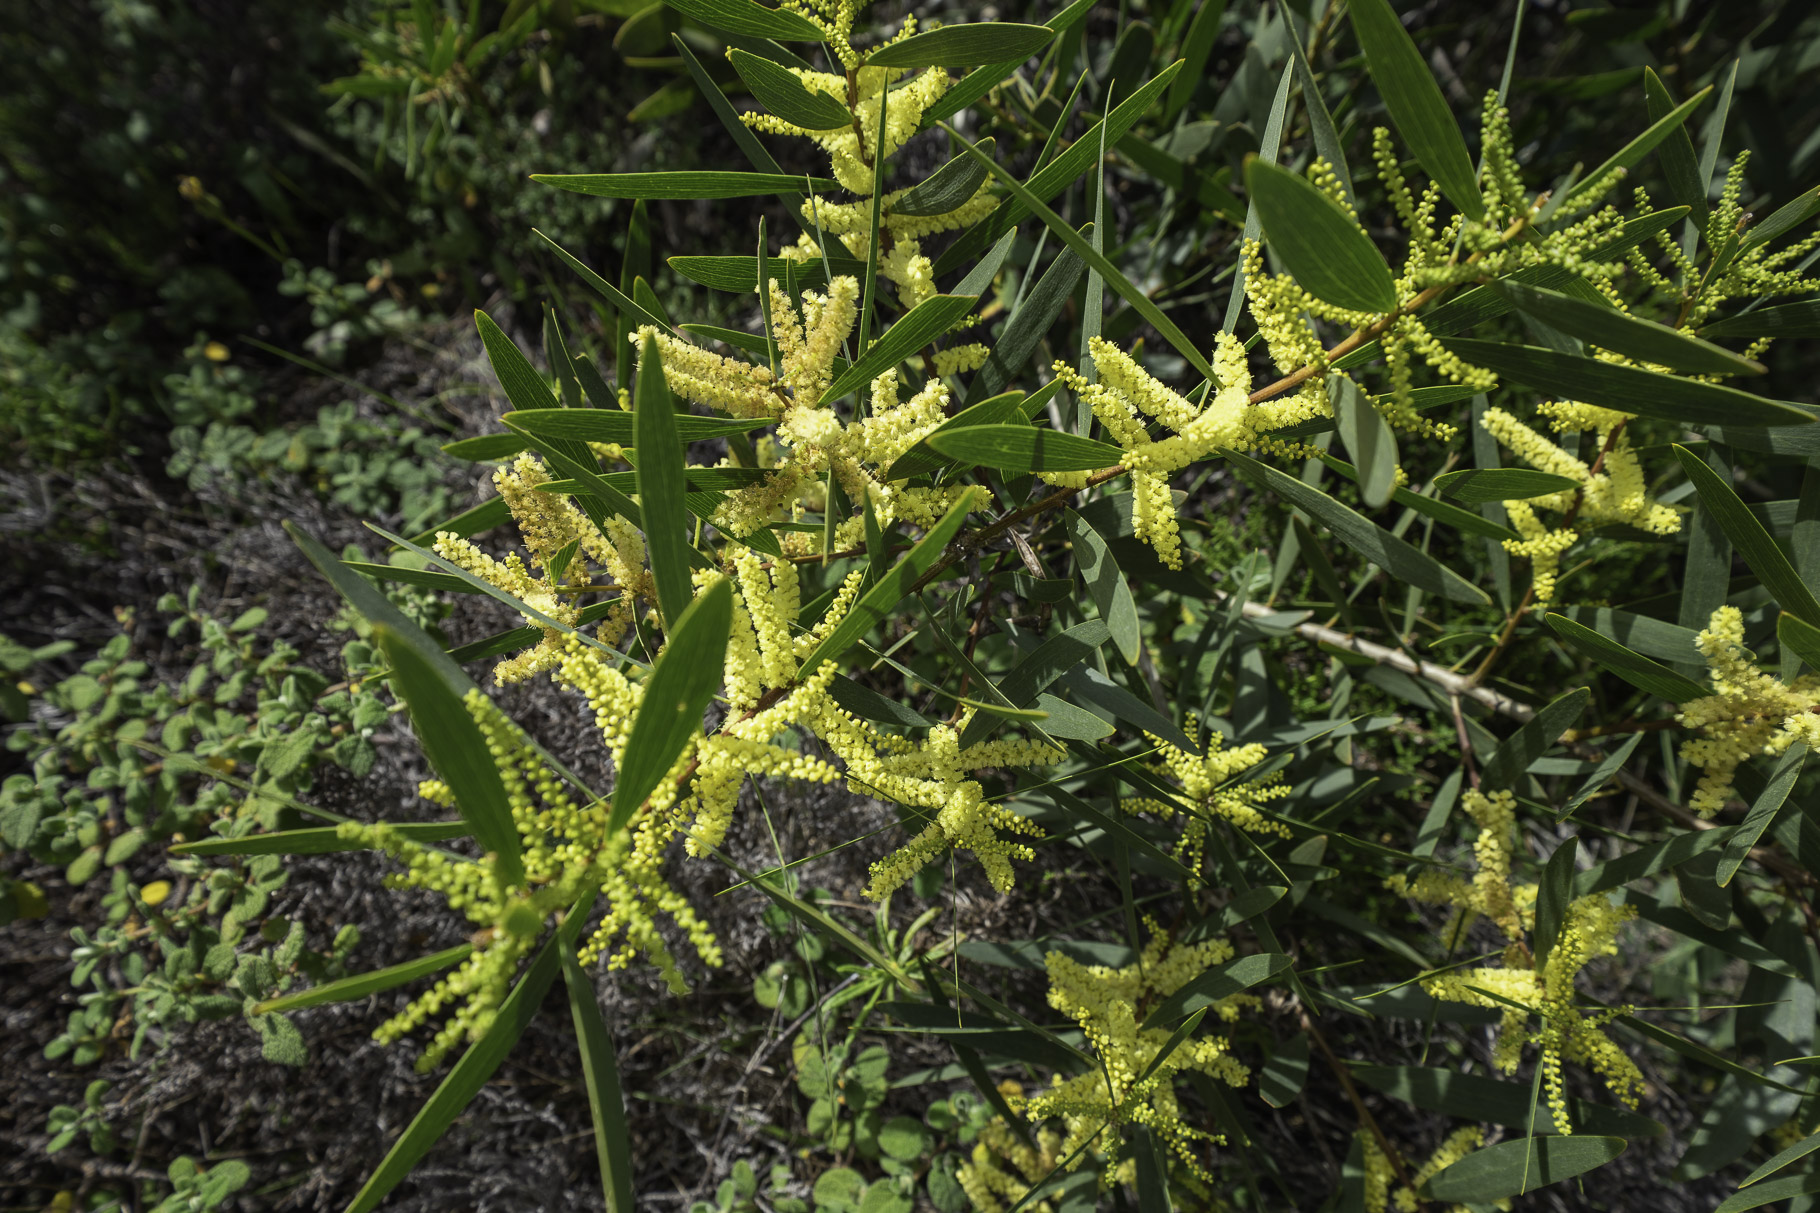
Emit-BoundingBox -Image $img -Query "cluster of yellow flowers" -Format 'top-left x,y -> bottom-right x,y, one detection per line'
1360,1127 -> 1505,1213
1678,605 -> 1820,815
1389,788 -> 1644,1130
957,1093 -> 1068,1213
1120,720 -> 1288,878
1006,927 -> 1255,1183
340,688 -> 718,1068
1477,398 -> 1681,606
1050,334 -> 1327,568
432,452 -> 644,682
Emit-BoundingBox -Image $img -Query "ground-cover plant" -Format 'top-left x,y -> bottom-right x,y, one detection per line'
84,0 -> 1820,1210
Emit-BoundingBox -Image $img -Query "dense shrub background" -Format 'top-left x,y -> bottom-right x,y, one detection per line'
4,1 -> 1820,1211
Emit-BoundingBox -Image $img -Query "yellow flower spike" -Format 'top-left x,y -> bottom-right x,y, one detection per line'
1678,605 -> 1820,814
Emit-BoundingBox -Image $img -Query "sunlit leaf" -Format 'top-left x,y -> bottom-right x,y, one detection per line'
1348,0 -> 1485,219
633,334 -> 693,629
1422,1136 -> 1625,1202
252,944 -> 472,1015
1246,159 -> 1397,314
926,424 -> 1122,472
867,22 -> 1054,68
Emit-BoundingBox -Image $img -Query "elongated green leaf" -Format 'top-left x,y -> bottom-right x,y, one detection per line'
818,293 -> 978,404
1700,300 -> 1820,341
926,424 -> 1121,472
504,409 -> 771,444
934,63 -> 1180,274
343,560 -> 481,595
1574,826 -> 1734,898
289,523 -> 471,695
1246,159 -> 1397,314
561,951 -> 636,1213
1320,454 -> 1519,541
1351,1065 -> 1662,1137
443,433 -> 531,462
1142,953 -> 1292,1027
1558,733 -> 1644,820
1064,509 -> 1140,665
533,171 -> 837,200
1562,87 -> 1711,208
1439,339 -> 1812,428
1673,444 -> 1820,626
1643,68 -> 1707,227
633,335 -> 692,629
957,621 -> 1110,749
868,22 -> 1053,68
798,489 -> 980,675
375,627 -> 523,886
342,891 -> 593,1213
447,601 -> 623,668
1781,612 -> 1820,671
405,497 -> 511,549
893,139 -> 995,216
252,944 -> 472,1015
1348,0 -> 1484,220
172,821 -> 469,857
1333,374 -> 1397,507
372,524 -> 594,639
1225,449 -> 1489,604
885,391 -> 1027,480
1741,184 -> 1820,251
1544,613 -> 1710,702
661,0 -> 824,41
1740,1129 -> 1820,1189
725,49 -> 849,130
532,230 -> 674,333
608,579 -> 732,834
1493,282 -> 1762,376
1534,836 -> 1578,968
1436,468 -> 1581,503
1716,1174 -> 1820,1213
1423,1136 -> 1625,1202
939,117 -> 1214,381
1480,687 -> 1589,792
965,238 -> 1085,404
1718,743 -> 1806,886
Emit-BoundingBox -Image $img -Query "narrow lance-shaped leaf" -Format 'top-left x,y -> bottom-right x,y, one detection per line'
341,889 -> 597,1213
818,293 -> 978,404
1224,449 -> 1489,605
798,489 -> 981,676
1422,1136 -> 1625,1202
1436,468 -> 1581,503
1492,282 -> 1763,376
1699,300 -> 1820,341
1246,159 -> 1397,314
505,409 -> 770,444
661,0 -> 825,42
1643,68 -> 1707,227
1561,87 -> 1712,209
1438,339 -> 1814,429
937,115 -> 1217,381
1479,687 -> 1589,792
561,950 -> 637,1213
608,579 -> 733,835
886,391 -> 1028,480
375,627 -> 524,887
1673,444 -> 1820,627
171,821 -> 469,857
1065,509 -> 1141,665
532,171 -> 841,199
926,424 -> 1123,472
867,22 -> 1055,68
1742,184 -> 1820,252
1715,1175 -> 1820,1213
1350,1065 -> 1662,1137
892,139 -> 995,216
252,944 -> 473,1015
1781,612 -> 1820,671
1533,837 -> 1578,969
964,234 -> 1086,405
725,48 -> 850,130
1544,613 -> 1710,702
1332,373 -> 1397,507
1717,744 -> 1807,887
1142,953 -> 1293,1028
1348,0 -> 1485,220
634,335 -> 693,629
